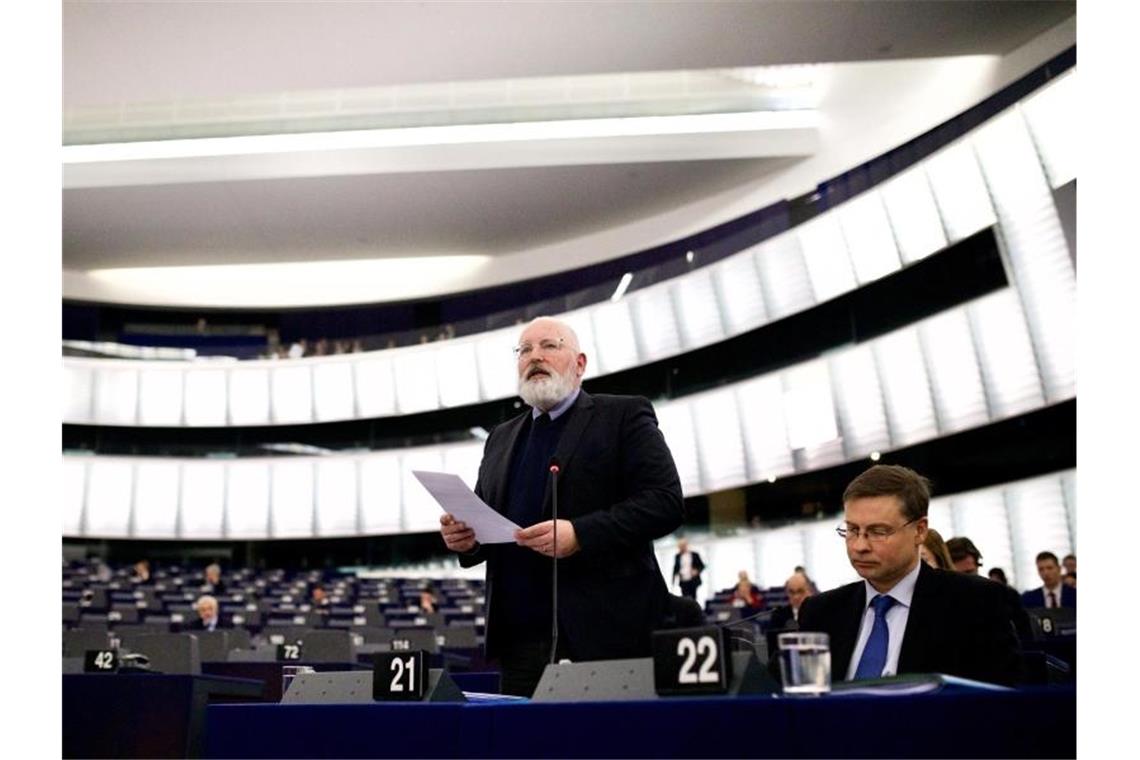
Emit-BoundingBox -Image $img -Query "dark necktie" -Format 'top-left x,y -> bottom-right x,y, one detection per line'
1048,590 -> 1058,608
853,594 -> 896,680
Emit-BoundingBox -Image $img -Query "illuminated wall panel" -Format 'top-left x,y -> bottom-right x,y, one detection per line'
228,368 -> 271,426
359,452 -> 403,534
692,389 -> 747,492
755,233 -> 815,320
925,141 -> 996,242
874,330 -> 938,447
798,213 -> 857,303
316,459 -> 359,537
183,369 -> 228,426
132,459 -> 180,538
401,448 -> 445,533
655,401 -> 701,496
1020,71 -> 1076,188
85,459 -> 134,537
712,249 -> 767,335
354,357 -> 397,418
591,300 -> 640,374
271,461 -> 315,538
270,364 -> 314,424
179,461 -> 225,538
838,191 -> 902,284
62,457 -> 87,535
312,361 -> 356,422
736,374 -> 794,481
880,166 -> 948,265
629,282 -> 682,362
475,328 -> 519,401
1005,475 -> 1072,593
672,269 -> 725,350
829,344 -> 890,458
435,341 -> 481,408
63,365 -> 94,423
968,291 -> 1045,419
94,368 -> 138,426
225,461 -> 271,539
138,368 -> 184,426
918,309 -> 990,434
393,350 -> 440,414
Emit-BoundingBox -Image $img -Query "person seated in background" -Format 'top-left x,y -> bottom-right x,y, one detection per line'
310,585 -> 331,613
190,595 -> 226,631
919,528 -> 953,570
1062,571 -> 1076,589
947,535 -> 1033,644
795,465 -> 1022,686
946,536 -> 984,575
1062,553 -> 1076,575
419,588 -> 438,614
130,559 -> 150,584
988,567 -> 1010,586
730,570 -> 764,611
793,565 -> 820,595
1021,551 -> 1077,609
769,572 -> 813,630
203,563 -> 226,595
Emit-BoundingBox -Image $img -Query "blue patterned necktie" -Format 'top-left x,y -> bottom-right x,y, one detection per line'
853,594 -> 896,680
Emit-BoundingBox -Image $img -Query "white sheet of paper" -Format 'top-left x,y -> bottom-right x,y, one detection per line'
411,470 -> 520,544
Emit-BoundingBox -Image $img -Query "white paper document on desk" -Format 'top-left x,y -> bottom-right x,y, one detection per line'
412,470 -> 521,543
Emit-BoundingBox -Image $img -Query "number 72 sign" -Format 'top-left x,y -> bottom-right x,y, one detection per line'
651,626 -> 730,696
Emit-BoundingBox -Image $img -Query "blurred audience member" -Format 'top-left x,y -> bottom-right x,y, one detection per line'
419,588 -> 438,614
1063,571 -> 1076,589
671,538 -> 705,600
948,536 -> 1032,643
793,565 -> 820,595
131,559 -> 151,584
731,571 -> 764,611
311,586 -> 330,608
287,339 -> 306,359
203,563 -> 226,595
190,595 -> 225,631
770,572 -> 813,630
1062,553 -> 1076,576
920,528 -> 954,570
988,567 -> 1010,586
946,536 -> 984,575
1021,551 -> 1076,609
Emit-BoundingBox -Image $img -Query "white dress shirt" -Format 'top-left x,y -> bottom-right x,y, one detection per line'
1042,583 -> 1064,608
845,559 -> 922,680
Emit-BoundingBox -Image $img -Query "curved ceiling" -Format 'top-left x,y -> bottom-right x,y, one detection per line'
62,1 -> 1074,308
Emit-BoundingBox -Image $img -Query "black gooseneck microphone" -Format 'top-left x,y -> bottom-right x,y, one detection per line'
548,457 -> 561,664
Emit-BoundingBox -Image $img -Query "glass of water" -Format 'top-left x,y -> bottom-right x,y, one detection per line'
281,665 -> 315,700
777,631 -> 831,696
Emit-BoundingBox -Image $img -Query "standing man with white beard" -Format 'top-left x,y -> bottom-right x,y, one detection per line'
439,316 -> 684,697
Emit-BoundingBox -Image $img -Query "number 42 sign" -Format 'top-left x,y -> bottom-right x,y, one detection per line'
651,626 -> 730,696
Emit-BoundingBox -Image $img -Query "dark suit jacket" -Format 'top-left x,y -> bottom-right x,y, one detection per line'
797,562 -> 1022,686
1021,585 -> 1076,609
460,391 -> 684,661
187,614 -> 230,631
672,551 -> 705,587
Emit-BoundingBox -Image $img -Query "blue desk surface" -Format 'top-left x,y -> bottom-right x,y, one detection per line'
205,685 -> 1075,759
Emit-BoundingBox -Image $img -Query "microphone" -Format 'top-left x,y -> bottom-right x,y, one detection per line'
548,457 -> 561,664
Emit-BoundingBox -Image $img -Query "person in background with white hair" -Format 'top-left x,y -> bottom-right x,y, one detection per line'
440,316 -> 684,697
190,595 -> 225,631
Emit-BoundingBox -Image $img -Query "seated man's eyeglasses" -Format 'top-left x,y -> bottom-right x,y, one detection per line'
513,338 -> 565,359
836,518 -> 919,542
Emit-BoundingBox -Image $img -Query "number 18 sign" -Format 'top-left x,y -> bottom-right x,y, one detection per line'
651,625 -> 730,696
373,650 -> 427,701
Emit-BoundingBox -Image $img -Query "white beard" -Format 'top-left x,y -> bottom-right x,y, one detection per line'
518,366 -> 576,411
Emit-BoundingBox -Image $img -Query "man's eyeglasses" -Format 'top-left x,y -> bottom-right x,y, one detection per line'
836,518 -> 919,543
513,338 -> 565,360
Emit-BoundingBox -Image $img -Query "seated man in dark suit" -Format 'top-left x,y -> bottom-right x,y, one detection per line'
769,571 -> 813,631
796,465 -> 1021,686
1021,551 -> 1077,609
948,535 -> 1034,645
188,595 -> 228,631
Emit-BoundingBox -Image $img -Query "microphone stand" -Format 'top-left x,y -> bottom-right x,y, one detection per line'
549,460 -> 560,664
